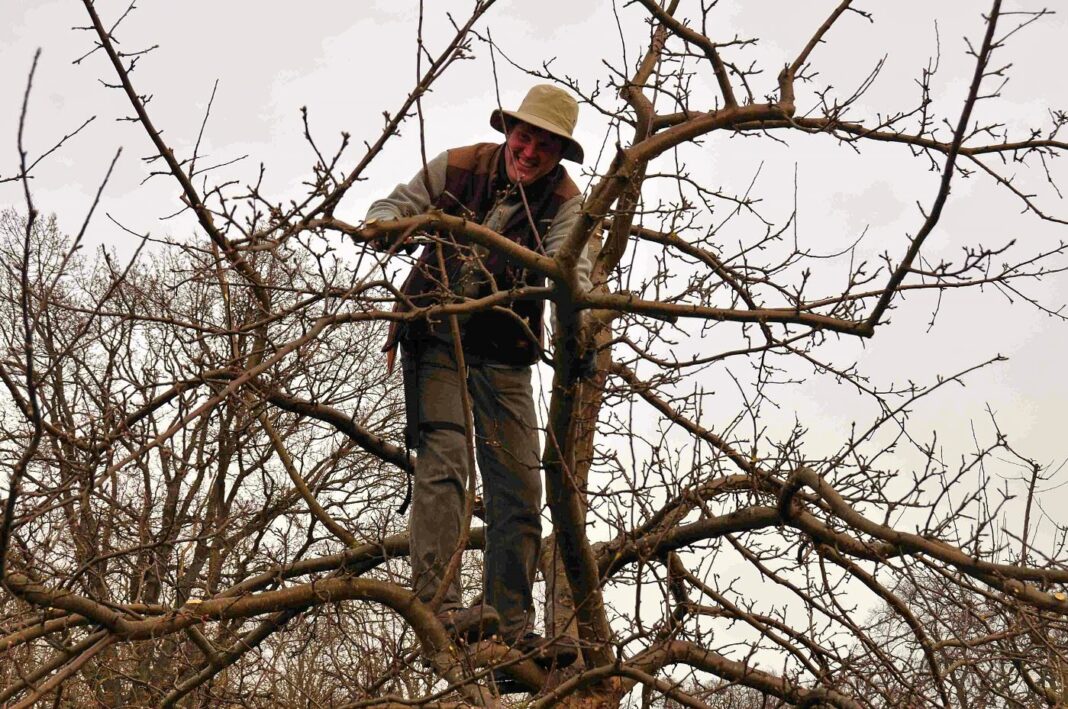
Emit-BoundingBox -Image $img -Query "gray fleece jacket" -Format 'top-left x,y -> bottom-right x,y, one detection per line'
365,148 -> 593,294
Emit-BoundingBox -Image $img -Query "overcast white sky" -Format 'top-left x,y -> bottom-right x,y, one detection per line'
4,0 -> 1068,576
5,2 -> 1068,692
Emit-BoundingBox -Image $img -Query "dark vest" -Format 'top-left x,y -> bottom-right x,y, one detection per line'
393,143 -> 579,365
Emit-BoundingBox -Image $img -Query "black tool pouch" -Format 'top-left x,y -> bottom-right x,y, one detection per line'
400,337 -> 422,452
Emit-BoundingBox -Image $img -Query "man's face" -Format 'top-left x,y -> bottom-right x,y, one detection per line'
504,121 -> 565,185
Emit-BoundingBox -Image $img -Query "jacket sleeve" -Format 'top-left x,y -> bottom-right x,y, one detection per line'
540,193 -> 594,339
364,150 -> 449,222
540,194 -> 592,294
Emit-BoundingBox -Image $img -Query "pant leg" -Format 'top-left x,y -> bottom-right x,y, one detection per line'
468,363 -> 543,639
405,341 -> 469,610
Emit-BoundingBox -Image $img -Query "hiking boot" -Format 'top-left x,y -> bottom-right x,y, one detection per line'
510,631 -> 580,669
436,604 -> 501,644
491,669 -> 538,695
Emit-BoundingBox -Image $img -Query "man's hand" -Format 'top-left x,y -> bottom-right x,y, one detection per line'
362,218 -> 391,251
362,218 -> 418,254
578,344 -> 598,381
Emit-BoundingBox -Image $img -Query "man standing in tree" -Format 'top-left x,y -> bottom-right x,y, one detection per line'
364,85 -> 590,668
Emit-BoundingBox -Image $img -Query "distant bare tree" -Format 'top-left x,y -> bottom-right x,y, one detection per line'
3,1 -> 1068,707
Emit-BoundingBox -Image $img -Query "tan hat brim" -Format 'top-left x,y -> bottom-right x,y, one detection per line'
490,109 -> 584,163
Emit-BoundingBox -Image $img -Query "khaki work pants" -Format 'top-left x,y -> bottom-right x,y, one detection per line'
402,338 -> 543,639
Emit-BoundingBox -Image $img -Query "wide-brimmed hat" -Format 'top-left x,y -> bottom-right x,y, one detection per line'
490,84 -> 584,163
